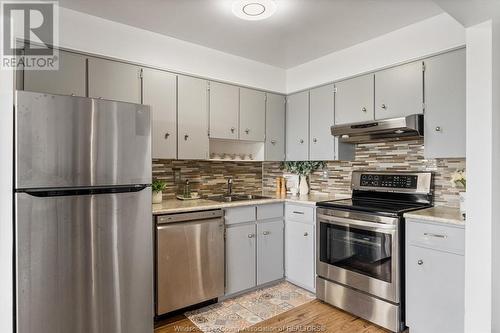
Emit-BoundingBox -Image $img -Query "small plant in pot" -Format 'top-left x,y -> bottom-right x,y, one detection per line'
280,161 -> 326,195
450,169 -> 466,218
152,179 -> 167,204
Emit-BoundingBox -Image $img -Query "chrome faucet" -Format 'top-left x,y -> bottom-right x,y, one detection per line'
227,177 -> 233,196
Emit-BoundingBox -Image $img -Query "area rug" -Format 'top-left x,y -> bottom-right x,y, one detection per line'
185,281 -> 316,333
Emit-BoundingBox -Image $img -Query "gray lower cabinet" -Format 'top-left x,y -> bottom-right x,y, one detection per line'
23,50 -> 86,97
265,93 -> 286,161
225,204 -> 284,296
177,75 -> 209,160
87,57 -> 141,104
257,220 -> 284,285
142,69 -> 177,159
375,60 -> 424,120
334,74 -> 375,125
240,88 -> 266,142
209,81 -> 239,140
225,223 -> 257,295
424,49 -> 466,159
309,84 -> 335,160
286,91 -> 309,161
406,219 -> 464,333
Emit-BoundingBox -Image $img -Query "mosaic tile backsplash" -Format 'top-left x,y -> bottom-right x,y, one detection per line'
154,139 -> 465,207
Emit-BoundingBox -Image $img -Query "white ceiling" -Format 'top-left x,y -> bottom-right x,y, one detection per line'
58,0 -> 444,69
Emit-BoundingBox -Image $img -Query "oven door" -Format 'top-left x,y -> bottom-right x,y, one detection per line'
316,209 -> 399,303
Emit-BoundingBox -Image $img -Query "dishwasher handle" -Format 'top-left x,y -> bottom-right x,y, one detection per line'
157,209 -> 223,225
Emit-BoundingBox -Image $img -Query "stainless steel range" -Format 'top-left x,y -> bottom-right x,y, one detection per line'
316,171 -> 433,333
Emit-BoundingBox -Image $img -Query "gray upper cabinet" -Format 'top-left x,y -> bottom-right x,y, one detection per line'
88,57 -> 141,104
286,91 -> 309,161
334,74 -> 374,125
265,93 -> 286,161
142,69 -> 177,159
239,88 -> 266,142
309,84 -> 335,160
23,50 -> 86,97
375,61 -> 423,120
209,82 -> 239,140
177,75 -> 209,160
424,49 -> 466,159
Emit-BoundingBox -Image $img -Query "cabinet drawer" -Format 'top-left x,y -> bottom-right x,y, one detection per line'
257,203 -> 284,221
285,204 -> 314,224
224,206 -> 256,225
407,220 -> 464,255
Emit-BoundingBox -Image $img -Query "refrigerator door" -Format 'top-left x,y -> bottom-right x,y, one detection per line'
15,188 -> 153,333
15,91 -> 151,189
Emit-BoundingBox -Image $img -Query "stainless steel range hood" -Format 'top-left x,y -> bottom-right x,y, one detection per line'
331,114 -> 424,143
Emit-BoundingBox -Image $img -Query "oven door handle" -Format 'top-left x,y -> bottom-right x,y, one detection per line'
317,213 -> 397,232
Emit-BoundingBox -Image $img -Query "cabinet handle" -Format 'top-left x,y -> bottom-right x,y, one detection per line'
248,233 -> 255,238
417,260 -> 424,265
245,128 -> 250,134
299,139 -> 304,144
70,93 -> 75,96
263,231 -> 270,235
184,134 -> 189,141
313,138 -> 318,143
381,104 -> 387,109
230,127 -> 235,133
303,232 -> 309,237
271,140 -> 277,145
292,211 -> 304,215
435,126 -> 442,132
362,107 -> 367,112
423,232 -> 447,239
164,133 -> 170,139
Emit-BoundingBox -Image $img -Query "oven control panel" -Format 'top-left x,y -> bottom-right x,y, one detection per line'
360,174 -> 418,189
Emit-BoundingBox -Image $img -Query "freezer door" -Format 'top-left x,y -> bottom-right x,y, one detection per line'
15,91 -> 151,189
15,188 -> 153,333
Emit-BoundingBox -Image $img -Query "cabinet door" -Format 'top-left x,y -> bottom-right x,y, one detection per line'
257,220 -> 284,285
142,69 -> 177,159
24,50 -> 86,97
265,93 -> 286,161
209,82 -> 239,139
225,224 -> 257,295
286,91 -> 309,161
240,88 -> 266,141
406,245 -> 464,333
424,49 -> 466,159
285,221 -> 315,291
334,74 -> 374,125
310,84 -> 335,160
177,75 -> 209,160
375,61 -> 423,119
88,57 -> 141,104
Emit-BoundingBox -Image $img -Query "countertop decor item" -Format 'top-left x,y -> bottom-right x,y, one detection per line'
152,179 -> 167,204
450,169 -> 466,218
280,161 -> 326,195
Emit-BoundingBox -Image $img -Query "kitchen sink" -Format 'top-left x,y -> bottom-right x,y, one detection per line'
209,194 -> 271,202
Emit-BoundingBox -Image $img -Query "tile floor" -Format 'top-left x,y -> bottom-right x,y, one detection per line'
185,282 -> 315,332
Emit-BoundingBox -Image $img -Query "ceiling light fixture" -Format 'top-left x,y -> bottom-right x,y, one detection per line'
232,0 -> 277,21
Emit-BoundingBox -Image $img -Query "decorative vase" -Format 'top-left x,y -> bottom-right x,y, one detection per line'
152,191 -> 163,204
459,192 -> 466,217
299,175 -> 309,195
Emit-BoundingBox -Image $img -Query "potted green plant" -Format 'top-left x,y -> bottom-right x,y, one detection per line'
451,169 -> 466,217
280,161 -> 326,195
152,179 -> 167,204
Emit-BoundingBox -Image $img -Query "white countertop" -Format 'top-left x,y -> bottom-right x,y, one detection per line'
152,192 -> 350,215
404,206 -> 465,226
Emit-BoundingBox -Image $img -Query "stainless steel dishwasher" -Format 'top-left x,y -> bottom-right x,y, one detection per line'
155,210 -> 224,315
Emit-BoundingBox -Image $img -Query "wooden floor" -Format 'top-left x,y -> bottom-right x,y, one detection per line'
155,299 -> 389,333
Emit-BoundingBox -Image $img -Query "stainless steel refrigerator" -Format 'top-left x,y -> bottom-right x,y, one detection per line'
14,91 -> 153,333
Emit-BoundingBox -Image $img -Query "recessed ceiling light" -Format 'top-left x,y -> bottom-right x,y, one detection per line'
232,0 -> 277,21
